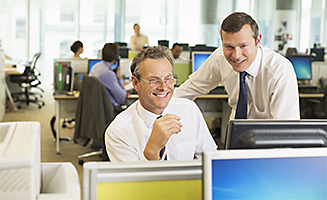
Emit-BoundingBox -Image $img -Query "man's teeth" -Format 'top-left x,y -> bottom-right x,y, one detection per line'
155,93 -> 167,97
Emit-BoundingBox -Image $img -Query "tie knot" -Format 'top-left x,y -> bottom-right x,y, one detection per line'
240,71 -> 247,81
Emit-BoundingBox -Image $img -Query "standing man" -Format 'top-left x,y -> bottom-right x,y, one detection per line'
175,12 -> 300,120
105,46 -> 217,162
170,43 -> 183,59
89,43 -> 127,113
130,23 -> 149,51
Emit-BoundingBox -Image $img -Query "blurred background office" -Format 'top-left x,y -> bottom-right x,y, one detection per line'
0,0 -> 326,86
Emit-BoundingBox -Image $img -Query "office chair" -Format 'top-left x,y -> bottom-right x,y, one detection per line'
286,47 -> 298,57
10,52 -> 45,108
301,77 -> 327,119
73,76 -> 115,165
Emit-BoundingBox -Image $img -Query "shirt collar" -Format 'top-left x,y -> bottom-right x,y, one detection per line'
245,45 -> 262,78
103,61 -> 112,69
136,101 -> 164,128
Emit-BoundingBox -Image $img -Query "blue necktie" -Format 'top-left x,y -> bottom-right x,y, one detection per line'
157,115 -> 167,160
235,71 -> 247,119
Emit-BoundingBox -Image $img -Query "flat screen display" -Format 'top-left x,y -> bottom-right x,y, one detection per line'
287,56 -> 312,80
192,51 -> 212,73
88,59 -> 102,73
203,148 -> 327,200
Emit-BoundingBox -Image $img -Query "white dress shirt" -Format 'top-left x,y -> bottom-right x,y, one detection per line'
105,97 -> 217,162
174,45 -> 300,120
130,34 -> 149,50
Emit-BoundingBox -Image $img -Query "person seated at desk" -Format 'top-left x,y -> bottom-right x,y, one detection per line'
174,12 -> 300,120
105,46 -> 217,162
130,23 -> 149,51
170,43 -> 183,60
89,43 -> 127,114
70,40 -> 84,58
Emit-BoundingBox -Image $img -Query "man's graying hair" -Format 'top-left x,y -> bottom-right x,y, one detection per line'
130,46 -> 174,80
220,12 -> 259,45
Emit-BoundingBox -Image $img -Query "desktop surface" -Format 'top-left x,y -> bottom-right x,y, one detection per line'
203,148 -> 327,200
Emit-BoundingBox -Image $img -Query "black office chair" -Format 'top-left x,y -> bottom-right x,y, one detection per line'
73,76 -> 116,165
10,52 -> 45,108
301,77 -> 327,119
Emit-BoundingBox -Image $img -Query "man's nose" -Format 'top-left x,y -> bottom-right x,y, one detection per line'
232,47 -> 242,60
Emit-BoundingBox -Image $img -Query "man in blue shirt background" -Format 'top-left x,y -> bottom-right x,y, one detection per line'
89,43 -> 127,114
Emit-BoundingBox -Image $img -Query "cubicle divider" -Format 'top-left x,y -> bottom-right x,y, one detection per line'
83,160 -> 202,200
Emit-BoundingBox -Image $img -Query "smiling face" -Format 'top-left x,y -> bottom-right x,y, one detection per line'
222,24 -> 261,72
132,58 -> 174,115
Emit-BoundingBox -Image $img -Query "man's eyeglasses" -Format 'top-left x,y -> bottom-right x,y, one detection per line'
139,77 -> 177,87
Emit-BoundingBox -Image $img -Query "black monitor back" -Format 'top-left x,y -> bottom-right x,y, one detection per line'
310,48 -> 325,61
158,40 -> 169,47
119,46 -> 129,58
225,119 -> 327,149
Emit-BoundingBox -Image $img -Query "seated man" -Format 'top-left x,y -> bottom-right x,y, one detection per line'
105,46 -> 217,162
170,42 -> 183,60
89,43 -> 127,114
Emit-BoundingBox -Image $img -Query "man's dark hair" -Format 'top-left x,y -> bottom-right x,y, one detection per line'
172,43 -> 181,49
70,40 -> 83,53
220,12 -> 259,44
130,46 -> 174,80
102,43 -> 119,62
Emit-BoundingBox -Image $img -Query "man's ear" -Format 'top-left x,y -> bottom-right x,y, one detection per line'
256,33 -> 262,46
131,76 -> 139,92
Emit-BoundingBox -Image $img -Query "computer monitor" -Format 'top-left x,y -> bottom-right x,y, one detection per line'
179,43 -> 189,51
225,119 -> 327,150
83,160 -> 202,200
192,51 -> 212,73
287,55 -> 312,81
310,48 -> 325,61
189,45 -> 216,59
203,148 -> 327,200
158,40 -> 169,47
119,46 -> 129,58
88,59 -> 101,73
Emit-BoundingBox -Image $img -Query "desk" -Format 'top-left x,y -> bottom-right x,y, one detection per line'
53,92 -> 324,153
54,93 -> 79,154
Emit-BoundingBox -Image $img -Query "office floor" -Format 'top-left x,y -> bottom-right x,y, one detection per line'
2,82 -> 224,198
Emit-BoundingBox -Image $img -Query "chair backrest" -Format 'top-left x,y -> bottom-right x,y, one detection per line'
30,52 -> 41,71
319,77 -> 327,112
102,122 -> 112,161
73,76 -> 116,147
286,47 -> 298,57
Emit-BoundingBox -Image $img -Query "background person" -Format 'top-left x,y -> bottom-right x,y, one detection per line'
130,23 -> 149,51
89,43 -> 127,114
70,40 -> 84,58
174,12 -> 300,120
105,46 -> 217,162
170,43 -> 183,59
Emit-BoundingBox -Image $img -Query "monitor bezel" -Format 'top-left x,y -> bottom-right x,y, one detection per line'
203,147 -> 327,200
191,51 -> 212,73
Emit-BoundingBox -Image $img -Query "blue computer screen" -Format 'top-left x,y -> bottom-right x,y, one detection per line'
211,156 -> 327,200
287,56 -> 312,80
192,52 -> 211,73
88,59 -> 102,73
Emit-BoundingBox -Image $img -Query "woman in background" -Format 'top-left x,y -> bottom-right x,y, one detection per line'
71,40 -> 84,58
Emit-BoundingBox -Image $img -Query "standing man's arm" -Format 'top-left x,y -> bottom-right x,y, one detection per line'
269,66 -> 300,119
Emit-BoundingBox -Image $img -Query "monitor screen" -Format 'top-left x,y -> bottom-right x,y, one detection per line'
203,148 -> 327,200
225,119 -> 327,150
287,56 -> 312,80
88,59 -> 102,73
192,51 -> 212,73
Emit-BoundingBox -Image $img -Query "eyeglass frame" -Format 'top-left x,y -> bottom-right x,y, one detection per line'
139,76 -> 177,86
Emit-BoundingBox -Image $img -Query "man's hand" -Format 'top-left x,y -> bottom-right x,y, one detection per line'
144,114 -> 182,160
115,65 -> 122,79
